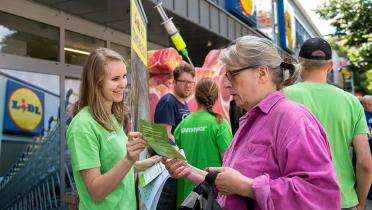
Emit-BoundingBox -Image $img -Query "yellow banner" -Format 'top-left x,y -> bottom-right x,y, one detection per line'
131,0 -> 147,65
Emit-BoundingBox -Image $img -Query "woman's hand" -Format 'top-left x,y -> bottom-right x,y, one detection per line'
134,156 -> 162,172
126,132 -> 147,163
207,167 -> 255,198
162,157 -> 191,179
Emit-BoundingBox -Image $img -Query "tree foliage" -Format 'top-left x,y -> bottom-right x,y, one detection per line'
316,0 -> 372,94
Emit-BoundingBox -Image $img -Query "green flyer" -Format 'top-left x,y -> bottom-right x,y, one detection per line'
139,120 -> 185,160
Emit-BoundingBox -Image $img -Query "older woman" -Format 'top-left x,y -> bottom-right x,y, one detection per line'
163,36 -> 341,210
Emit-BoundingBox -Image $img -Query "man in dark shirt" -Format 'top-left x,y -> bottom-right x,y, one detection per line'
154,63 -> 195,210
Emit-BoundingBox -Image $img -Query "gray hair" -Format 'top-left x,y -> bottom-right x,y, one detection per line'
219,35 -> 297,90
363,95 -> 372,102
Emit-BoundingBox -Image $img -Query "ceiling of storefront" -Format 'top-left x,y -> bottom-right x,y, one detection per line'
33,0 -> 230,66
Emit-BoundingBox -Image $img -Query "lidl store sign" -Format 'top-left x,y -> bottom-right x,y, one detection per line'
278,0 -> 296,52
226,0 -> 257,26
3,80 -> 44,136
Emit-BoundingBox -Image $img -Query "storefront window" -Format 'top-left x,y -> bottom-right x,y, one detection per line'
295,19 -> 311,55
65,78 -> 80,120
0,11 -> 59,61
256,0 -> 274,40
65,31 -> 105,66
110,43 -> 130,62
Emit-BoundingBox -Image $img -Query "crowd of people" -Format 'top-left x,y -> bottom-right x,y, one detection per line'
66,36 -> 372,210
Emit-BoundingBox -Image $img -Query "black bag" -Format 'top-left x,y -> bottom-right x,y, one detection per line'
178,171 -> 222,210
179,171 -> 255,210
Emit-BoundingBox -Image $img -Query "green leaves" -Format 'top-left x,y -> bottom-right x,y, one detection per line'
317,0 -> 371,46
316,0 -> 372,94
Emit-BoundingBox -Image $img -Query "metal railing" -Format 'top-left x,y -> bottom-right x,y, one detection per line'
0,120 -> 71,209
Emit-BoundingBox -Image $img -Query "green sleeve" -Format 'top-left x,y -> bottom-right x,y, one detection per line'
67,131 -> 101,172
215,120 -> 233,153
353,102 -> 369,135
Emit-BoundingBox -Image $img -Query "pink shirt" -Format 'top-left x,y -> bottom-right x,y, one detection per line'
218,91 -> 340,210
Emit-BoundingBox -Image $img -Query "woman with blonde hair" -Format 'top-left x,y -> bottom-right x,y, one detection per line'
174,77 -> 232,206
67,48 -> 158,210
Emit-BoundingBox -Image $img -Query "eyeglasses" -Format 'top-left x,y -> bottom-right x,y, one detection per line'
175,79 -> 195,85
225,65 -> 259,81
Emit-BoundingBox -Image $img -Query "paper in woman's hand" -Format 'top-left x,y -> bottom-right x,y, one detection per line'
139,120 -> 185,160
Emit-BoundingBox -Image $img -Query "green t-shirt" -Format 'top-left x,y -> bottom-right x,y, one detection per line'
174,111 -> 233,206
284,83 -> 368,208
67,107 -> 136,210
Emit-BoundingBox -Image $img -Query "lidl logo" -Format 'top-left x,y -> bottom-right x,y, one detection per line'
285,8 -> 294,50
3,80 -> 44,136
240,0 -> 255,16
9,88 -> 43,130
226,0 -> 257,27
278,0 -> 296,52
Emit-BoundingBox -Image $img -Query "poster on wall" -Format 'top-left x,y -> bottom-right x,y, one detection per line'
256,0 -> 274,39
225,0 -> 257,26
278,0 -> 296,52
3,80 -> 45,136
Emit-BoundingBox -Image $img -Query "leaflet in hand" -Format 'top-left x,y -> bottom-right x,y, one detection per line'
139,162 -> 165,187
139,120 -> 185,160
139,169 -> 170,210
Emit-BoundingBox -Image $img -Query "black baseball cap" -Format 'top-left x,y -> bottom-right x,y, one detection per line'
299,37 -> 332,60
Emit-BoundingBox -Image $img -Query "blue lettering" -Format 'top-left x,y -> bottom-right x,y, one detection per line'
13,100 -> 41,115
11,100 -> 20,109
34,106 -> 41,115
27,104 -> 35,113
26,104 -> 41,115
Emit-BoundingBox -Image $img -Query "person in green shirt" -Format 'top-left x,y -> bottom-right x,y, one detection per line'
174,77 -> 233,206
284,37 -> 372,210
67,48 -> 160,210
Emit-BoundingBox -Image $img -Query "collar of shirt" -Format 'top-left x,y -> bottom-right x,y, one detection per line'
225,91 -> 285,154
240,91 -> 285,121
231,91 -> 286,152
